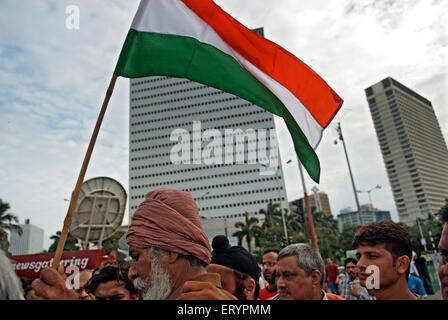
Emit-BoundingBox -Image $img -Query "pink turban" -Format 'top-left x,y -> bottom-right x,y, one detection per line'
126,188 -> 211,264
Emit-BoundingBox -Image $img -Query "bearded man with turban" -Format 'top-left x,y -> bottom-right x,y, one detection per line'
31,188 -> 236,300
126,188 -> 235,300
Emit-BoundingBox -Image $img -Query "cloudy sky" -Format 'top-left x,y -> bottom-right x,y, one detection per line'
1,0 -> 446,250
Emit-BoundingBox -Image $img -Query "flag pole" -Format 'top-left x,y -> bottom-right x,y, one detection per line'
298,160 -> 319,252
52,74 -> 118,269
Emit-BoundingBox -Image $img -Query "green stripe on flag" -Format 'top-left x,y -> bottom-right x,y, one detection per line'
115,29 -> 320,182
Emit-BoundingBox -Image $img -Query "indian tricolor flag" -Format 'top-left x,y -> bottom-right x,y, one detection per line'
114,0 -> 343,183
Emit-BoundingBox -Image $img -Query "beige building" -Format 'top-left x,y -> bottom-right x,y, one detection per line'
365,77 -> 448,225
289,191 -> 332,217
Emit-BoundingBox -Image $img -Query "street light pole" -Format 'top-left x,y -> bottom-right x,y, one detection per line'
357,185 -> 381,210
335,122 -> 363,225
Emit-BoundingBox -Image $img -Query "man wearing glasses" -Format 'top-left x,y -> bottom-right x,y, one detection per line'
259,248 -> 279,300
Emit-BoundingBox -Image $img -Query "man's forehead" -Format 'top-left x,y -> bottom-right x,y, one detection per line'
129,246 -> 147,255
262,252 -> 278,260
356,242 -> 387,253
277,256 -> 300,268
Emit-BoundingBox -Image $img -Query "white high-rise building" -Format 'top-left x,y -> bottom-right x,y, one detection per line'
128,29 -> 288,241
9,219 -> 44,255
365,77 -> 448,225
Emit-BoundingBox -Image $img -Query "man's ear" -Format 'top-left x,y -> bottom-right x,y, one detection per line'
166,251 -> 180,264
244,277 -> 256,299
311,270 -> 322,287
396,255 -> 410,275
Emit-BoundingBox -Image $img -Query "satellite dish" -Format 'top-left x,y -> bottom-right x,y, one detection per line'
69,177 -> 127,249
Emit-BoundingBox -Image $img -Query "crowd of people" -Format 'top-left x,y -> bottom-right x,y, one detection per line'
1,187 -> 447,301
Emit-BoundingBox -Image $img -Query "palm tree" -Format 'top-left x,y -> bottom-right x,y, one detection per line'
259,202 -> 282,230
0,199 -> 22,236
232,212 -> 261,253
282,209 -> 304,234
48,231 -> 79,252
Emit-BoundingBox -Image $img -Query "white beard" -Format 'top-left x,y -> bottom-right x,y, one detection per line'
133,256 -> 173,300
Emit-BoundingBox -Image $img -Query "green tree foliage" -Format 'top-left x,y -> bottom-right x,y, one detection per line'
0,199 -> 23,254
232,212 -> 262,253
438,198 -> 448,218
256,203 -> 307,249
311,210 -> 343,261
400,215 -> 442,253
0,229 -> 9,254
339,224 -> 358,253
48,231 -> 79,252
101,230 -> 126,260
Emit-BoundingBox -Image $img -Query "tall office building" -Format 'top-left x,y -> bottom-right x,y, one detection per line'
128,29 -> 288,240
9,219 -> 44,255
365,77 -> 448,225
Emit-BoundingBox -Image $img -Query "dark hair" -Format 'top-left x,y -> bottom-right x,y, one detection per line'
344,257 -> 357,268
352,221 -> 412,278
232,269 -> 260,300
263,248 -> 280,255
440,205 -> 448,224
86,264 -> 137,296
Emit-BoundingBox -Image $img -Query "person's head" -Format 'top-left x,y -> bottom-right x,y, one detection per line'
0,250 -> 24,300
262,248 -> 279,285
439,205 -> 448,300
126,188 -> 211,300
129,246 -> 206,300
352,221 -> 412,295
326,258 -> 333,265
86,264 -> 138,300
344,258 -> 358,281
276,244 -> 324,300
73,270 -> 93,300
207,235 -> 261,300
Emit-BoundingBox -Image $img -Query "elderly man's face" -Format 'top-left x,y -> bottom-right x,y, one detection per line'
439,223 -> 448,300
128,246 -> 173,300
276,256 -> 316,300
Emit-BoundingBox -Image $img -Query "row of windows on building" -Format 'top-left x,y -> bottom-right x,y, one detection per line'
131,109 -> 266,127
131,80 -> 206,94
131,186 -> 283,201
130,157 -> 279,171
131,96 -> 242,112
131,76 -> 170,86
130,197 -> 285,212
130,175 -> 282,190
131,140 -> 276,153
131,84 -> 220,102
130,125 -> 273,145
131,101 -> 253,121
131,147 -> 277,162
131,118 -> 273,135
130,165 -> 280,180
131,90 -> 226,103
199,197 -> 286,212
